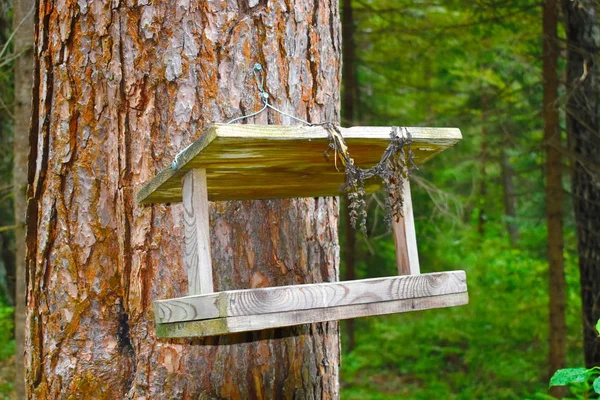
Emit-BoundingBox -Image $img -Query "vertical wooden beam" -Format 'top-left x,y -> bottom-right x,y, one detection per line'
392,179 -> 420,275
182,169 -> 214,295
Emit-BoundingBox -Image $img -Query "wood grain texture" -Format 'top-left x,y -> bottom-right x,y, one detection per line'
182,170 -> 213,295
137,124 -> 462,204
393,180 -> 421,275
155,271 -> 467,323
156,292 -> 469,338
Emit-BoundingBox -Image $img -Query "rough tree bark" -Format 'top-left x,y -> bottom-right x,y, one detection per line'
25,1 -> 341,398
341,0 -> 357,353
562,0 -> 600,368
542,0 -> 566,393
13,0 -> 35,396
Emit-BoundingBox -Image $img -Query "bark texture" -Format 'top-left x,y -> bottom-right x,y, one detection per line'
562,0 -> 600,368
26,0 -> 342,398
13,0 -> 35,396
542,0 -> 566,390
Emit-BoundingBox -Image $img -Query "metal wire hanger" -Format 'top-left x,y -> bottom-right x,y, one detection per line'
227,63 -> 312,126
173,63 -> 317,169
172,63 -> 407,174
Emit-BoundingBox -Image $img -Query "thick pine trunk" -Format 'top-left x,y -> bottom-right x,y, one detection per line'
25,1 -> 342,398
13,0 -> 35,396
563,0 -> 600,368
542,0 -> 566,392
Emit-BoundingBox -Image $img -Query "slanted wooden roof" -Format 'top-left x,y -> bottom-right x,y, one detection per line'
137,124 -> 461,203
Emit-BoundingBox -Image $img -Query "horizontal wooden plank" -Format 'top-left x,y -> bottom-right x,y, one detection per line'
155,291 -> 469,338
154,271 -> 467,324
137,124 -> 461,204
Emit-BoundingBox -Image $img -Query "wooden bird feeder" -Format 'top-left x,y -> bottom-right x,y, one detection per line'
137,123 -> 468,338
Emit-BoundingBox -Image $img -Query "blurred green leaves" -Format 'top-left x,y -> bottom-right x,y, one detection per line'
340,1 -> 581,398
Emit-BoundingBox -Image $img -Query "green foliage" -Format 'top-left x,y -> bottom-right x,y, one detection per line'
0,305 -> 14,360
341,225 -> 582,399
550,368 -> 594,387
547,321 -> 600,397
340,0 -> 585,397
0,304 -> 15,399
548,367 -> 600,398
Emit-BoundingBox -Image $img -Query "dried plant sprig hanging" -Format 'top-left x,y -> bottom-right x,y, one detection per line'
323,124 -> 417,233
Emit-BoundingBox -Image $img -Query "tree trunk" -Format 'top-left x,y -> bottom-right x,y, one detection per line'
342,0 -> 356,128
0,0 -> 14,306
13,0 -> 35,397
13,0 -> 35,396
562,0 -> 600,368
341,198 -> 356,352
341,0 -> 357,353
543,0 -> 566,393
25,1 -> 342,398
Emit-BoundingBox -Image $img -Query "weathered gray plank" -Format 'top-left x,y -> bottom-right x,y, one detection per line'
155,291 -> 469,338
182,169 -> 213,295
154,271 -> 466,323
392,180 -> 421,275
137,124 -> 462,204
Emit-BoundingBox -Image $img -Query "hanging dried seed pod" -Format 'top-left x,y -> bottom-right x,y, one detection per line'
325,126 -> 415,234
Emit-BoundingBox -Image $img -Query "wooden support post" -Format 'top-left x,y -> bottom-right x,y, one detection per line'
392,179 -> 420,275
182,169 -> 214,295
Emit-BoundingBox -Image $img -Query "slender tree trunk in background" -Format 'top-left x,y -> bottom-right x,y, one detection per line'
0,0 -> 13,305
543,0 -> 567,393
13,0 -> 35,396
501,132 -> 519,246
341,199 -> 356,351
562,0 -> 600,368
25,1 -> 341,398
342,0 -> 356,128
341,0 -> 357,353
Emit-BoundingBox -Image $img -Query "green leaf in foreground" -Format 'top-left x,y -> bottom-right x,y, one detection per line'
593,376 -> 600,395
549,368 -> 591,387
596,319 -> 600,337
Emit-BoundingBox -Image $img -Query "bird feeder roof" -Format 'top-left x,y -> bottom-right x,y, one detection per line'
136,123 -> 461,203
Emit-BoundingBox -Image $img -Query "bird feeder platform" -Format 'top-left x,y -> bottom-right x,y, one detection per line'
137,124 -> 462,203
138,123 -> 468,338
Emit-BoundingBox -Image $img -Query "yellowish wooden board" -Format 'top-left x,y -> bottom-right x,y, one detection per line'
137,124 -> 462,204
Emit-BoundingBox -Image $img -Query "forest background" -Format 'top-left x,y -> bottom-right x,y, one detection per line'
0,0 -> 597,399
